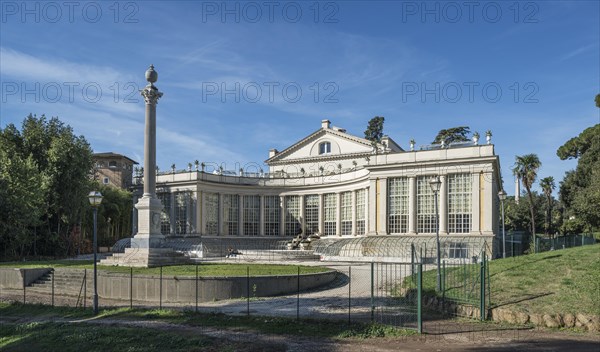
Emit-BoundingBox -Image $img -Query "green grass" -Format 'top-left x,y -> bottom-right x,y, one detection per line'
0,302 -> 416,343
421,244 -> 600,315
0,321 -> 273,352
0,260 -> 329,276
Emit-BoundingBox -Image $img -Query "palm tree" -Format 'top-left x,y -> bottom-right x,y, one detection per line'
512,154 -> 542,252
540,176 -> 556,237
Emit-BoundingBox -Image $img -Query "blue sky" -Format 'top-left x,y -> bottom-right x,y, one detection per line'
1,0 -> 598,195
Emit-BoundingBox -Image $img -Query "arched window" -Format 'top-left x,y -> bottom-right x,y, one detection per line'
319,142 -> 331,155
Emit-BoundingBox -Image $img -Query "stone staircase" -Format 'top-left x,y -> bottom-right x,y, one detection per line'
99,247 -> 190,267
27,268 -> 90,296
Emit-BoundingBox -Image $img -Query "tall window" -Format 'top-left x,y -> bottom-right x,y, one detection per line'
417,177 -> 437,233
205,193 -> 219,235
304,195 -> 319,235
243,195 -> 260,236
223,194 -> 239,235
157,193 -> 171,235
264,196 -> 280,236
448,174 -> 472,233
319,141 -> 331,155
355,189 -> 366,235
388,178 -> 409,234
323,193 -> 337,236
285,195 -> 301,236
341,192 -> 352,235
175,191 -> 192,235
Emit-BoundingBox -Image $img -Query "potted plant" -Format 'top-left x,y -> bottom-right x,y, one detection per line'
201,162 -> 206,172
188,163 -> 192,172
485,130 -> 492,144
472,132 -> 480,145
409,138 -> 415,151
194,160 -> 200,171
171,164 -> 176,174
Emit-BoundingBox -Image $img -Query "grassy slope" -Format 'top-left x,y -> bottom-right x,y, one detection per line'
0,261 -> 329,276
423,244 -> 600,315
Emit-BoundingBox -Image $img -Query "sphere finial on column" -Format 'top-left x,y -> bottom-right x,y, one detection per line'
145,64 -> 158,84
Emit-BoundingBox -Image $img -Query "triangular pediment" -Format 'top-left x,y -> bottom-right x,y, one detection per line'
267,128 -> 375,164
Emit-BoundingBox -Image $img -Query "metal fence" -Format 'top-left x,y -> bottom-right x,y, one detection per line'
499,232 -> 597,257
2,262 -> 427,331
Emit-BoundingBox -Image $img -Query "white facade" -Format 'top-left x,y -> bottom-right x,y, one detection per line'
137,120 -> 502,257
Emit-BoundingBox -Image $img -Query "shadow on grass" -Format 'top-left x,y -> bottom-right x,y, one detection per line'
489,292 -> 554,309
489,254 -> 563,278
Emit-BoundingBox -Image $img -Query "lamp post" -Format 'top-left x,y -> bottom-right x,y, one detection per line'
88,191 -> 103,315
498,190 -> 507,258
429,176 -> 442,292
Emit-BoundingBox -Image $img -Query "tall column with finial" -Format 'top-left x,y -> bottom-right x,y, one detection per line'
132,65 -> 165,249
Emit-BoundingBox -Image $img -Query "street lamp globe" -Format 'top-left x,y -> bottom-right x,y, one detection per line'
498,190 -> 507,201
429,176 -> 442,193
88,191 -> 103,207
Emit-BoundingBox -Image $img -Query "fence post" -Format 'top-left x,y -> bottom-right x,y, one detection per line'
370,262 -> 374,323
480,255 -> 485,321
22,270 -> 26,304
83,269 -> 87,309
417,263 -> 422,334
159,266 -> 163,310
442,261 -> 446,301
411,244 -> 415,278
246,266 -> 250,317
297,266 -> 300,321
51,269 -> 55,307
195,264 -> 199,313
348,265 -> 351,325
130,267 -> 133,309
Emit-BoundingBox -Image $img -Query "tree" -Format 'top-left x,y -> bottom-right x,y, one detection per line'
364,116 -> 385,145
0,114 -> 93,259
539,176 -> 556,236
512,154 -> 542,248
432,126 -> 471,144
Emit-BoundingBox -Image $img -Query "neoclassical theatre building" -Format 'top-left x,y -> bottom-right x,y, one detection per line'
136,120 -> 502,260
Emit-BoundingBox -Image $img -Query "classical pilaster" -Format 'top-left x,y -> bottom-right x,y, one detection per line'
379,178 -> 388,235
238,194 -> 244,236
336,192 -> 342,236
259,195 -> 265,236
439,175 -> 448,235
218,193 -> 224,235
351,190 -> 357,236
170,192 -> 176,235
368,179 -> 377,235
408,176 -> 417,234
472,172 -> 481,234
318,194 -> 324,235
481,171 -> 494,235
280,195 -> 286,236
299,195 -> 305,235
198,191 -> 204,235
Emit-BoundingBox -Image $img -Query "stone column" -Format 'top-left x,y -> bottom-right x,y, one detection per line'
379,178 -> 388,235
408,176 -> 417,234
196,191 -> 203,235
259,195 -> 265,236
132,65 -> 164,249
280,195 -> 286,236
170,192 -> 176,235
472,173 -> 481,234
351,190 -> 357,236
218,193 -> 224,235
318,194 -> 324,235
299,195 -> 305,235
439,175 -> 448,235
336,192 -> 342,236
238,194 -> 244,236
368,179 -> 377,235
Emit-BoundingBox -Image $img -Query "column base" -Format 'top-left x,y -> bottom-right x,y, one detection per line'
133,195 -> 165,249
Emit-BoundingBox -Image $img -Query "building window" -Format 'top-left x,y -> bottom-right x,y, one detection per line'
323,193 -> 337,236
175,192 -> 192,235
285,195 -> 301,236
355,189 -> 366,235
448,173 -> 472,233
109,161 -> 117,168
243,195 -> 260,236
341,192 -> 352,235
304,195 -> 319,235
319,141 -> 331,155
264,196 -> 280,236
223,195 -> 239,236
205,193 -> 219,235
388,178 -> 409,234
157,193 -> 171,235
102,177 -> 109,185
417,177 -> 437,233
448,242 -> 468,259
